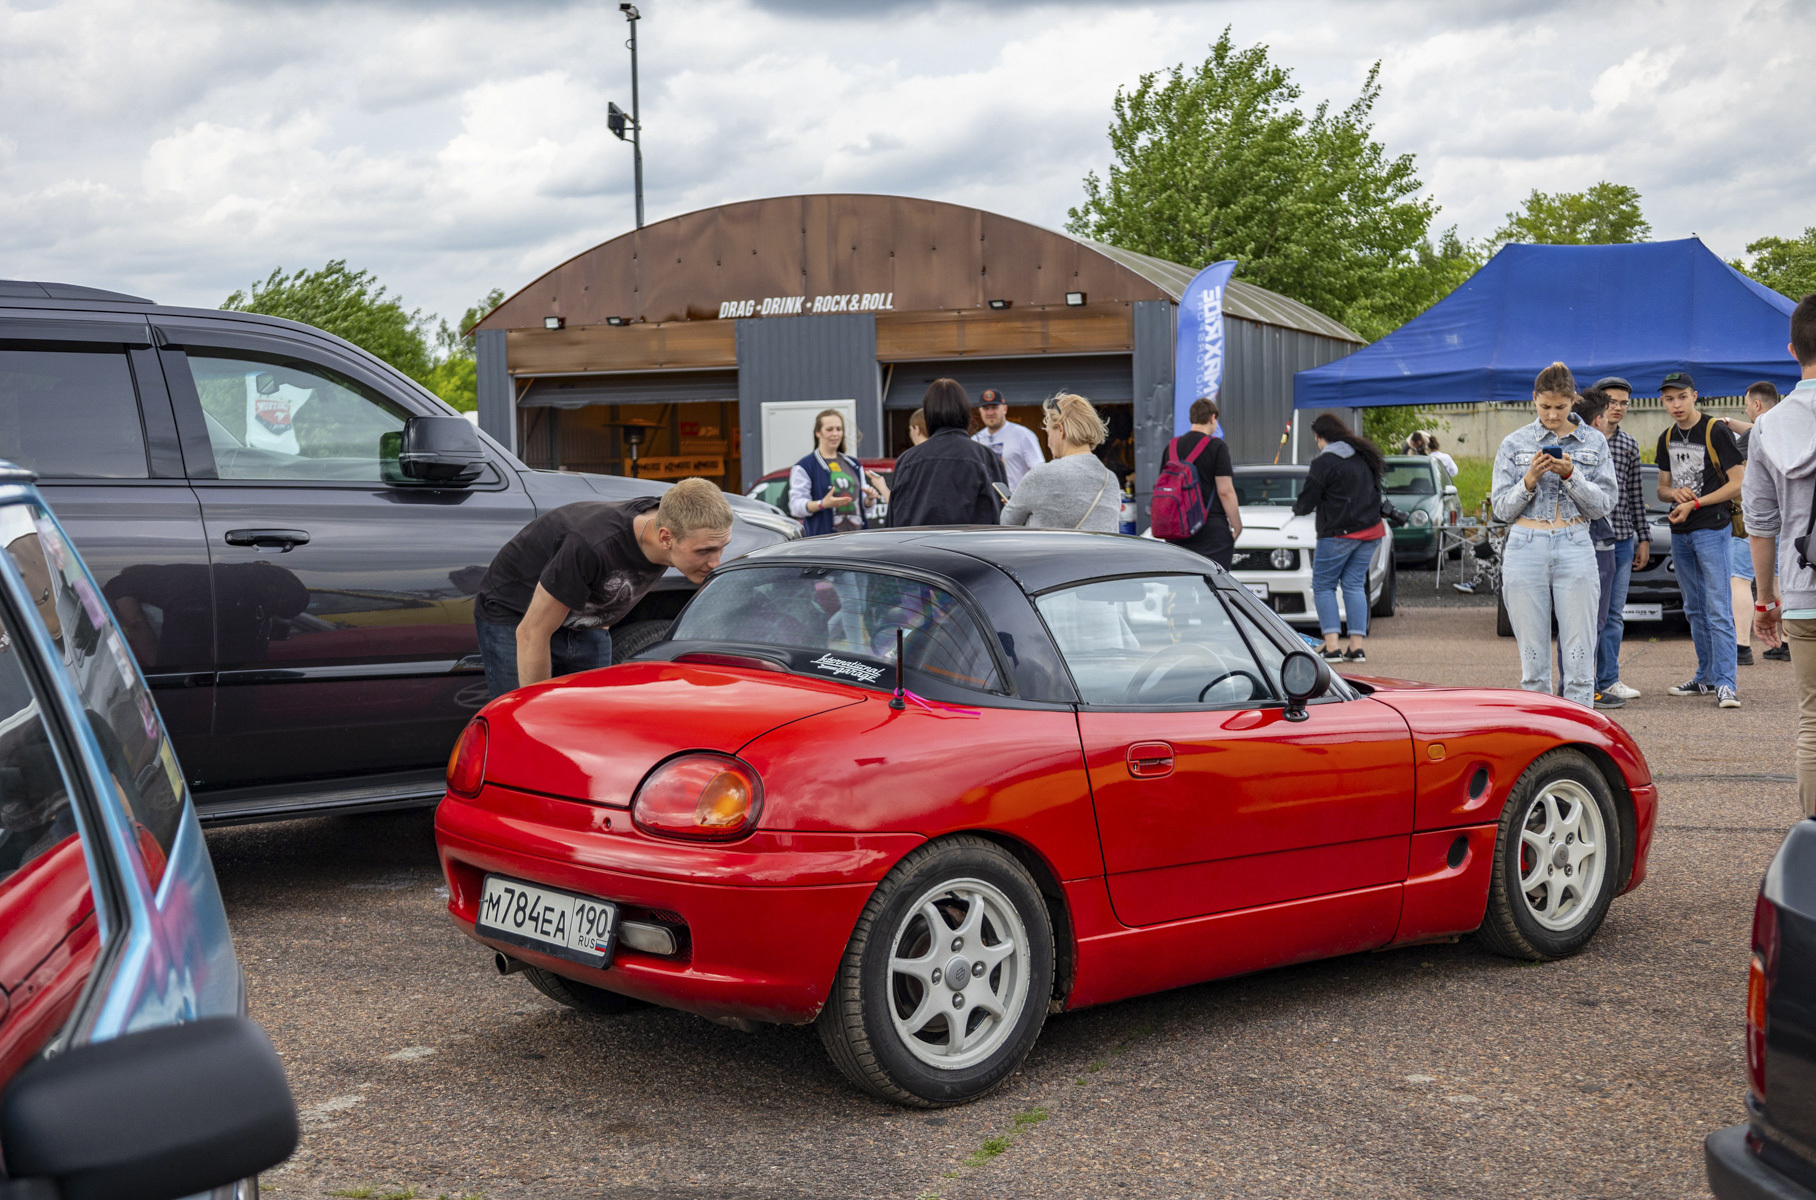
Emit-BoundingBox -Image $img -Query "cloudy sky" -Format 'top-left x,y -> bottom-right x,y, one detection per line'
3,0 -> 1810,331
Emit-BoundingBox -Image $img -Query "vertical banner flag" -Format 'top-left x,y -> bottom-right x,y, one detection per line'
1174,260 -> 1238,435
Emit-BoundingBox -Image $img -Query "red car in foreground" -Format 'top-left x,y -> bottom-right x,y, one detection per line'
436,529 -> 1657,1107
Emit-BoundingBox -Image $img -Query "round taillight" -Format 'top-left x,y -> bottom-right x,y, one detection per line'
632,753 -> 763,842
447,718 -> 488,799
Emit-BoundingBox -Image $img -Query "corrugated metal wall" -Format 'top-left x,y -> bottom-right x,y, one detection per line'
475,329 -> 514,454
1221,318 -> 1359,464
735,314 -> 880,490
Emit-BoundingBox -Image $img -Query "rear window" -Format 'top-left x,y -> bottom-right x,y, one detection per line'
1232,473 -> 1302,506
0,347 -> 148,479
673,566 -> 1003,693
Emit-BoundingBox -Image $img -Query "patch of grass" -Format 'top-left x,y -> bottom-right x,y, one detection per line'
1012,1107 -> 1049,1128
1450,456 -> 1492,516
331,1188 -> 420,1200
1087,1059 -> 1105,1072
965,1135 -> 1012,1166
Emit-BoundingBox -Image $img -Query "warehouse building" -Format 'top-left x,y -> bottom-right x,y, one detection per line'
473,194 -> 1363,512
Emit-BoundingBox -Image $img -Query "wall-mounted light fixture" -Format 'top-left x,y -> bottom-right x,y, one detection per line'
987,299 -> 1011,310
1065,292 -> 1086,306
606,316 -> 630,327
544,316 -> 565,330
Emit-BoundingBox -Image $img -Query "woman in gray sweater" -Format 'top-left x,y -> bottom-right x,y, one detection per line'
1000,392 -> 1121,532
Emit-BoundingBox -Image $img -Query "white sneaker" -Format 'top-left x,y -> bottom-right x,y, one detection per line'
1606,681 -> 1641,700
1718,686 -> 1741,709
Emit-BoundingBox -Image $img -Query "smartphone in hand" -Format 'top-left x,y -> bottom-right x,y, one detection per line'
990,482 -> 1011,503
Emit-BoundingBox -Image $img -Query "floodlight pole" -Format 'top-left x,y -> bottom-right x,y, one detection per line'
623,4 -> 644,229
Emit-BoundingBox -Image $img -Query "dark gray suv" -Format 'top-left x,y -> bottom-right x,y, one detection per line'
0,279 -> 794,824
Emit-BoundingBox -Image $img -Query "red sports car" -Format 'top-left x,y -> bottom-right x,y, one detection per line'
435,529 -> 1657,1107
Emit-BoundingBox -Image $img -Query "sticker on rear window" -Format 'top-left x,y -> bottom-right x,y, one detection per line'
809,653 -> 884,684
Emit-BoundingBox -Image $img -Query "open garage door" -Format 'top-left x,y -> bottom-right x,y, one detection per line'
517,370 -> 741,486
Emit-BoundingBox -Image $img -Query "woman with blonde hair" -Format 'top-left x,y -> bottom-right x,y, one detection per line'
1000,392 -> 1120,532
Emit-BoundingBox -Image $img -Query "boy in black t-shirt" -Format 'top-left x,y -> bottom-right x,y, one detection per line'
1655,372 -> 1746,706
1167,397 -> 1242,568
473,478 -> 735,698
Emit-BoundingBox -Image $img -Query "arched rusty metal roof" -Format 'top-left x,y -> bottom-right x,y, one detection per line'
477,194 -> 1362,345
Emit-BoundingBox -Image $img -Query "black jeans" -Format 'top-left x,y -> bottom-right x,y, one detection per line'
475,617 -> 614,700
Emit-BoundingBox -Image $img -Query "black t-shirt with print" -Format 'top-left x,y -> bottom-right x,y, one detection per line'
1655,415 -> 1744,533
1170,432 -> 1235,554
476,497 -> 664,628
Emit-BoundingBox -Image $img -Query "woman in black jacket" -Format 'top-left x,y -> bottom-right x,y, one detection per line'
886,379 -> 1007,527
1293,412 -> 1387,663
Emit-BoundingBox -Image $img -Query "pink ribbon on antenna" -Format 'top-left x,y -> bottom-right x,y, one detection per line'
894,688 -> 980,718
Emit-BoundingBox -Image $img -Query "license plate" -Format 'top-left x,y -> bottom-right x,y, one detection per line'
1245,583 -> 1269,599
477,875 -> 618,967
1623,603 -> 1663,622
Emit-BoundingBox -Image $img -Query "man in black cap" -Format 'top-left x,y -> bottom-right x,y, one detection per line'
1590,375 -> 1649,702
971,389 -> 1044,490
1656,371 -> 1746,708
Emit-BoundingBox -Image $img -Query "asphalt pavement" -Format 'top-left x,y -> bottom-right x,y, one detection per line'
213,605 -> 1789,1199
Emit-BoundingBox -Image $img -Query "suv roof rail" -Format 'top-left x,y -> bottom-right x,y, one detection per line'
0,280 -> 153,304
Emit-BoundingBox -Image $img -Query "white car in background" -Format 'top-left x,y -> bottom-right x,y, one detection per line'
1226,464 -> 1393,628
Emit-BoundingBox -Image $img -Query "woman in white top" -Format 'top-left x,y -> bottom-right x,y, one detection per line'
1000,392 -> 1120,532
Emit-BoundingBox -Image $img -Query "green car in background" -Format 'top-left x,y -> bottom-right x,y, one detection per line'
1382,455 -> 1460,566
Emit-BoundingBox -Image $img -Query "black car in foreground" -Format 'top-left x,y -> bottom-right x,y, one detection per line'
1707,819 -> 1816,1199
0,279 -> 794,824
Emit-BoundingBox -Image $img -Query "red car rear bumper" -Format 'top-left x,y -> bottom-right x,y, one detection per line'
435,785 -> 921,1024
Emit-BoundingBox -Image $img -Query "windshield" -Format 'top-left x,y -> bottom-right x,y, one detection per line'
1232,474 -> 1304,506
1382,462 -> 1437,496
673,566 -> 1003,693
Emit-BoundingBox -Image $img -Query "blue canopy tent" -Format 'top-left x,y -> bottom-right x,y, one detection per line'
1293,238 -> 1800,409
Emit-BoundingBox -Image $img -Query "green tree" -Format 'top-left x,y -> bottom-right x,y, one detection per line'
224,261 -> 435,381
1733,228 -> 1816,301
1493,182 -> 1650,246
421,288 -> 507,412
1066,30 -> 1447,341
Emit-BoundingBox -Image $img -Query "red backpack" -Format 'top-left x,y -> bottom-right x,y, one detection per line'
1150,435 -> 1213,540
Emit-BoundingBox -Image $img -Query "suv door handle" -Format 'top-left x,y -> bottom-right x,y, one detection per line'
1126,741 -> 1175,779
225,528 -> 311,551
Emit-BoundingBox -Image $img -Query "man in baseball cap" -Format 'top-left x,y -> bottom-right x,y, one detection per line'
1656,368 -> 1746,707
971,388 -> 1043,490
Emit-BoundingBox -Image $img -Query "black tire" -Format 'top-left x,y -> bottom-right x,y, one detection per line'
1496,593 -> 1514,637
817,835 -> 1054,1108
1370,553 -> 1396,619
1476,749 -> 1622,961
611,619 -> 672,664
521,964 -> 645,1014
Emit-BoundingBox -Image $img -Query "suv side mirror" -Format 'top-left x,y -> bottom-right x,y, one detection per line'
381,415 -> 486,486
1279,650 -> 1332,722
1,1016 -> 298,1200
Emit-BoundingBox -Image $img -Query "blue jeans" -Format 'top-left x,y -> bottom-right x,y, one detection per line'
1502,525 -> 1599,705
1673,526 -> 1738,692
475,616 -> 614,700
1311,536 -> 1376,638
1596,537 -> 1636,691
1730,534 -> 1755,582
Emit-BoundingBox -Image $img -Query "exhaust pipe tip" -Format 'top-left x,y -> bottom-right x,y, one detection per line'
495,951 -> 527,976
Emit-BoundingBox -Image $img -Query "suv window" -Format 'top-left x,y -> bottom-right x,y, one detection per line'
188,352 -> 408,482
0,347 -> 148,479
1036,575 -> 1275,707
1,507 -> 184,886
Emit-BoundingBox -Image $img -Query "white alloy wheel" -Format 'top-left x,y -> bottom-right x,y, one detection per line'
885,877 -> 1032,1070
1516,778 -> 1606,932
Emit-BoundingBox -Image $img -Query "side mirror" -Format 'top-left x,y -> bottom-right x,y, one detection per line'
381,415 -> 486,486
1279,650 -> 1332,722
1,1016 -> 298,1200
1444,485 -> 1458,497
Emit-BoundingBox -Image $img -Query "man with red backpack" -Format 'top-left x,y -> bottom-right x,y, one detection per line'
1153,398 -> 1241,567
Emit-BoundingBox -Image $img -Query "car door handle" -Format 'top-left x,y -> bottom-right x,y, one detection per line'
1126,741 -> 1175,779
224,528 -> 311,550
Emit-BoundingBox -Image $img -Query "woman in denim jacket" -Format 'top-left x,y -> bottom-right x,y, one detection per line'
1491,362 -> 1618,705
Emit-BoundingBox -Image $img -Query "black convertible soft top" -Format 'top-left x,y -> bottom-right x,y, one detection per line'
738,527 -> 1234,597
